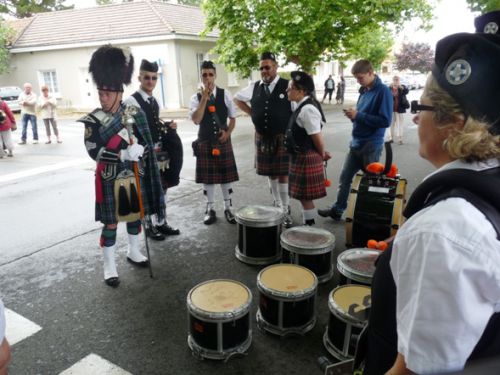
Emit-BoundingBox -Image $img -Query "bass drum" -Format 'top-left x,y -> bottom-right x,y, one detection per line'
345,173 -> 406,248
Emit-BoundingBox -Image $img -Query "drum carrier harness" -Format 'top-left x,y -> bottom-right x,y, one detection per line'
356,166 -> 500,374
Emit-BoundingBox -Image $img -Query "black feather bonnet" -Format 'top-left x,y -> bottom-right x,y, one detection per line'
89,45 -> 134,92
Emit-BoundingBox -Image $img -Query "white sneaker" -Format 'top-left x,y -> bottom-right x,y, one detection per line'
33,140 -> 39,144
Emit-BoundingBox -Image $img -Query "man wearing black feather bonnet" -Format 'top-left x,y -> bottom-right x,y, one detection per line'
78,45 -> 166,287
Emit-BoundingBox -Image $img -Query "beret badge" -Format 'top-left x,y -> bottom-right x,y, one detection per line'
445,59 -> 472,85
484,22 -> 499,34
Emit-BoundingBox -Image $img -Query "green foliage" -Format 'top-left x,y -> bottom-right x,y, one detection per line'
343,26 -> 394,71
0,0 -> 73,18
201,0 -> 433,75
464,0 -> 500,12
0,21 -> 15,74
94,0 -> 201,5
395,42 -> 434,73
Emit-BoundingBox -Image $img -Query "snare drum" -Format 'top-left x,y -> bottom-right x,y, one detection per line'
187,279 -> 252,360
323,285 -> 371,361
281,226 -> 336,283
337,248 -> 380,285
256,264 -> 318,336
345,173 -> 406,247
235,205 -> 284,265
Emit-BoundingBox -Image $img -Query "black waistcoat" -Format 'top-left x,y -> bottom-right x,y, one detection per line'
197,87 -> 228,142
250,78 -> 291,135
284,97 -> 325,153
132,92 -> 160,143
364,167 -> 500,374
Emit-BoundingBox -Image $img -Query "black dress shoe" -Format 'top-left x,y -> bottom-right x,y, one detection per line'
317,207 -> 342,221
127,257 -> 150,268
204,209 -> 216,225
224,209 -> 236,224
105,277 -> 120,287
145,225 -> 166,241
156,223 -> 180,236
305,219 -> 315,226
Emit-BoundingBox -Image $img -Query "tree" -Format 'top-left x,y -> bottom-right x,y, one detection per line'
0,0 -> 73,18
0,21 -> 15,74
343,26 -> 394,71
95,0 -> 201,5
201,0 -> 433,75
464,0 -> 500,12
394,42 -> 434,73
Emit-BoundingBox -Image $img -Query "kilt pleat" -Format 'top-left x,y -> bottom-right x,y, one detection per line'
289,150 -> 326,201
195,139 -> 239,184
255,132 -> 290,176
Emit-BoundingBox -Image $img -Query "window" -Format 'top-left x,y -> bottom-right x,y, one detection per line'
227,72 -> 239,87
196,53 -> 206,82
39,70 -> 59,95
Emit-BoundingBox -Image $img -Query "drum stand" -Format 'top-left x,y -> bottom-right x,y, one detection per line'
318,356 -> 356,375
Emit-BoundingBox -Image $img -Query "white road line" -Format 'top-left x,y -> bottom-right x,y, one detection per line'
4,308 -> 42,346
59,353 -> 133,375
0,158 -> 92,183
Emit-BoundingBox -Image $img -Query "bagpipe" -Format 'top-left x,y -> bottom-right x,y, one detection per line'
157,119 -> 183,188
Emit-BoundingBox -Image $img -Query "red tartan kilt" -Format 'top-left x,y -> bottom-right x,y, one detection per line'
255,132 -> 290,176
289,150 -> 326,201
195,139 -> 239,184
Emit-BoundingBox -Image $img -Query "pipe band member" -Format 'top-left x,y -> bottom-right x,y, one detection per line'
78,45 -> 166,287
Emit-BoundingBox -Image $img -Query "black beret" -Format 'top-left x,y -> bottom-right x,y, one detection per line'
89,45 -> 134,92
475,10 -> 500,34
291,71 -> 315,93
432,32 -> 500,134
140,59 -> 158,73
200,60 -> 216,71
260,52 -> 276,62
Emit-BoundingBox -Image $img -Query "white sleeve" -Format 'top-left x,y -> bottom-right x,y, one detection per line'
233,82 -> 256,102
390,199 -> 500,374
224,90 -> 237,118
188,93 -> 200,120
0,299 -> 5,342
296,104 -> 321,135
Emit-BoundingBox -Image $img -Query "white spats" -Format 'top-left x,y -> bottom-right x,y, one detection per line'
127,234 -> 147,263
103,245 -> 118,280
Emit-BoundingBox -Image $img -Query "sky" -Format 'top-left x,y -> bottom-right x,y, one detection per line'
66,0 -> 477,47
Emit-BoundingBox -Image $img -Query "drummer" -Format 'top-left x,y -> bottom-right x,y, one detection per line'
362,11 -> 500,374
285,71 -> 331,226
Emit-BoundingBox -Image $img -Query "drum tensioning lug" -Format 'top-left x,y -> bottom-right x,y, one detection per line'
223,350 -> 248,363
345,218 -> 353,223
349,188 -> 358,194
391,224 -> 399,230
318,356 -> 355,375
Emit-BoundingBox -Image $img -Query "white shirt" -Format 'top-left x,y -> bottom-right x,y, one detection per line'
291,96 -> 322,135
123,88 -> 155,109
38,95 -> 57,119
188,86 -> 237,121
18,91 -> 37,115
233,75 -> 281,102
390,158 -> 500,374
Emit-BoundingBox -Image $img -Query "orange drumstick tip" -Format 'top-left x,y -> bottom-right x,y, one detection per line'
367,239 -> 378,249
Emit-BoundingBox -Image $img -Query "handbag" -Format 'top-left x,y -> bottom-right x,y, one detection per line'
401,95 -> 410,110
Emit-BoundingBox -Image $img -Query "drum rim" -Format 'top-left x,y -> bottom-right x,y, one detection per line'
187,331 -> 253,360
257,264 -> 318,299
327,285 -> 371,326
235,205 -> 284,226
337,248 -> 379,283
280,226 -> 336,254
187,279 -> 253,321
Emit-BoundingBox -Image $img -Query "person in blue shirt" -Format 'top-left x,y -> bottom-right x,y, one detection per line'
318,59 -> 392,220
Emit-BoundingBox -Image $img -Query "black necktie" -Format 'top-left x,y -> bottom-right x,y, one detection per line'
209,93 -> 215,103
148,97 -> 155,106
263,83 -> 271,97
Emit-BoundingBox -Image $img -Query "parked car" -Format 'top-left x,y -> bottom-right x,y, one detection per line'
0,86 -> 22,113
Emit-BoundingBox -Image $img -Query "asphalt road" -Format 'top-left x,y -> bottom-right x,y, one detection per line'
0,90 -> 435,375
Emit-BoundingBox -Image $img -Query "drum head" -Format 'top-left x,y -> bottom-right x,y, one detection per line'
280,226 -> 335,254
235,205 -> 284,227
329,285 -> 371,324
259,264 -> 317,297
189,279 -> 250,314
337,248 -> 379,283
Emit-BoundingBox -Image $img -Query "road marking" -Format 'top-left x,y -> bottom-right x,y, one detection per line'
59,353 -> 133,375
0,158 -> 92,183
4,308 -> 42,345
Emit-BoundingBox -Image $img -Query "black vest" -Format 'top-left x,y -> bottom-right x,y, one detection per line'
284,97 -> 325,153
364,167 -> 500,374
250,78 -> 291,135
197,87 -> 228,142
132,92 -> 160,143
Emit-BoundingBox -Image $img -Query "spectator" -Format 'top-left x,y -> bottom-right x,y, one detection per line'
0,98 -> 16,158
388,76 -> 409,144
18,82 -> 38,145
336,76 -> 345,104
38,85 -> 61,144
321,74 -> 335,104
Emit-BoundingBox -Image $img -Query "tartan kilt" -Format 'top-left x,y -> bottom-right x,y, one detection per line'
255,132 -> 290,176
289,150 -> 326,201
195,139 -> 239,184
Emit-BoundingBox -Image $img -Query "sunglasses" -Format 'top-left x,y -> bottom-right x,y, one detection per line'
143,75 -> 158,81
259,65 -> 272,71
411,100 -> 435,114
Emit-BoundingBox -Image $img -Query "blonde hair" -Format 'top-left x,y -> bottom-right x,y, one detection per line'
424,75 -> 500,162
41,85 -> 49,91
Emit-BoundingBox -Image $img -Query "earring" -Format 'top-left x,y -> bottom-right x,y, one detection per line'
442,138 -> 449,150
